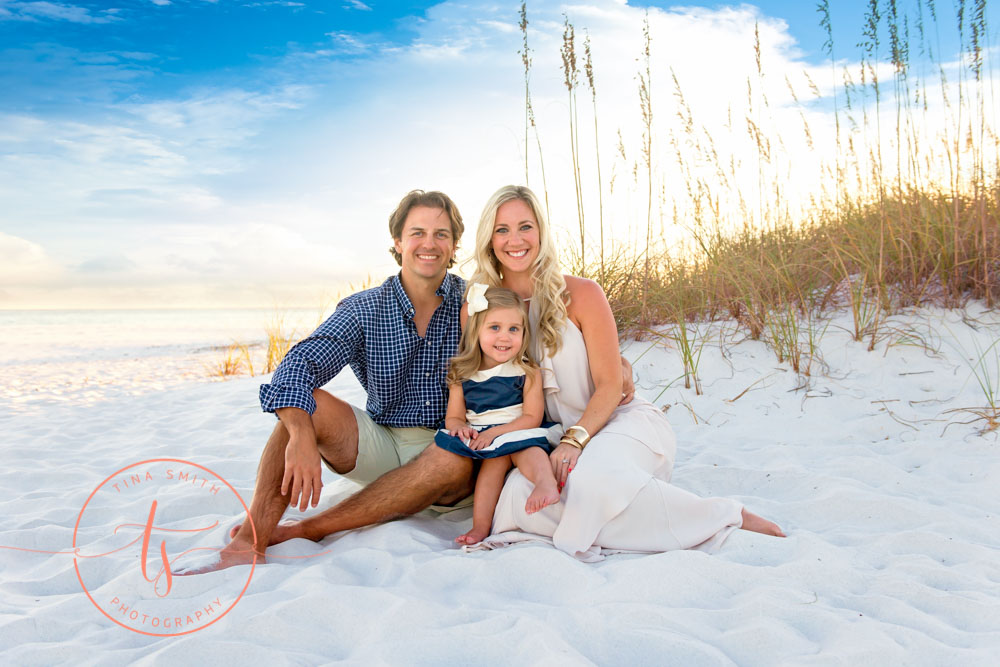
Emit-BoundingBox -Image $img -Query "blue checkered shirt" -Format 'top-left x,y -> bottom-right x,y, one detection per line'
259,273 -> 465,428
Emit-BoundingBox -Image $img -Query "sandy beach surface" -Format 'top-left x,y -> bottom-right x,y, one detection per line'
1,306 -> 998,665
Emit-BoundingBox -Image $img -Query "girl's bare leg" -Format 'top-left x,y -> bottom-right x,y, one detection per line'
512,447 -> 560,514
456,457 -> 511,545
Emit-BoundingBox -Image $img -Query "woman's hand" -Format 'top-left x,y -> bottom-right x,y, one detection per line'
620,356 -> 635,404
549,442 -> 581,490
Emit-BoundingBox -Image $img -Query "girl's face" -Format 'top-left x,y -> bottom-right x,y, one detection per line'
491,199 -> 540,275
478,306 -> 525,369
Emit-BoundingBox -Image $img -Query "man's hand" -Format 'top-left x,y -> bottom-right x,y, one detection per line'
281,430 -> 323,512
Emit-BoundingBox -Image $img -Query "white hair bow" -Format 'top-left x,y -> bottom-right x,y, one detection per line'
467,282 -> 490,316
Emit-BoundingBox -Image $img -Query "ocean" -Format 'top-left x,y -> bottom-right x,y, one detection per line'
0,308 -> 327,413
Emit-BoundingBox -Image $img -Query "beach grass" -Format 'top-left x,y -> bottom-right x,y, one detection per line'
538,1 -> 997,386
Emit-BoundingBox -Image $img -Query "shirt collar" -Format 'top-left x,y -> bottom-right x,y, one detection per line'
436,272 -> 458,299
391,272 -> 456,320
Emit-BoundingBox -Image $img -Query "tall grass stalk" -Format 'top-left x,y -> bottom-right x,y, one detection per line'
944,327 -> 1000,432
519,2 -> 550,218
638,12 -> 654,324
561,16 -> 586,273
583,30 -> 606,284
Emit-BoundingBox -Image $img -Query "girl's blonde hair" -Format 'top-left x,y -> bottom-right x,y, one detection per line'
447,286 -> 537,384
469,185 -> 568,356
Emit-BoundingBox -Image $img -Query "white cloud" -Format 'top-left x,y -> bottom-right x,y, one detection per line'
0,1 -> 120,24
0,232 -> 64,286
344,0 -> 371,11
2,0 -> 996,309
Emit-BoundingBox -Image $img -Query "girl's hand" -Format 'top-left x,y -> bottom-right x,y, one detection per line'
549,442 -> 581,490
451,425 -> 476,444
469,427 -> 499,451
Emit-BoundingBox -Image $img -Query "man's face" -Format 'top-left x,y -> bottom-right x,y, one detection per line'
394,206 -> 457,282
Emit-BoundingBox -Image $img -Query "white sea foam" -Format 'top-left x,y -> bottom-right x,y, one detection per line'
0,308 -> 325,412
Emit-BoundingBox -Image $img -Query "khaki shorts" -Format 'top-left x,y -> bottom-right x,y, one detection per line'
323,406 -> 473,512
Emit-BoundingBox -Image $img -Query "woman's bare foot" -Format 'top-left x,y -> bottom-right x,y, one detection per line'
229,520 -> 304,545
740,508 -> 785,537
455,525 -> 490,545
525,480 -> 560,515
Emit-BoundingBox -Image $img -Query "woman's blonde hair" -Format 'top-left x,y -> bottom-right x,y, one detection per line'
470,185 -> 568,356
447,286 -> 536,384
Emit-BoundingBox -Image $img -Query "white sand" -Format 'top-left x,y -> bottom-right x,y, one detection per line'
1,306 -> 998,664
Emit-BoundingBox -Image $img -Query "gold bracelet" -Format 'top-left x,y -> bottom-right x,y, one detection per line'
564,425 -> 591,448
559,436 -> 584,450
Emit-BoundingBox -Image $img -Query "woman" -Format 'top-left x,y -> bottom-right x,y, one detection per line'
469,185 -> 783,560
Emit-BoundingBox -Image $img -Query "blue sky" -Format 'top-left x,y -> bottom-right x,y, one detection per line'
0,0 -> 993,308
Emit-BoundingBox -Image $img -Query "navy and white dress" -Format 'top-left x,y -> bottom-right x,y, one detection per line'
434,360 -> 562,460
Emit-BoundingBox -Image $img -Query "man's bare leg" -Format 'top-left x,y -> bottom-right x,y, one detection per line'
178,389 -> 361,574
193,389 -> 473,572
230,442 -> 474,546
291,443 -> 474,542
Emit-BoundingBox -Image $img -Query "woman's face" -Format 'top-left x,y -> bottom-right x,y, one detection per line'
491,199 -> 540,275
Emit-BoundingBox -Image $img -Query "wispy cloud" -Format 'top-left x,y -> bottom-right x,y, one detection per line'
0,1 -> 121,24
344,0 -> 371,11
323,31 -> 373,55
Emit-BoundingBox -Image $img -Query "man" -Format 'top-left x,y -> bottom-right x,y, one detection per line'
191,190 -> 473,572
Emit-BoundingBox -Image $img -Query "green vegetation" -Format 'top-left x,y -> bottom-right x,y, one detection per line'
519,1 -> 997,367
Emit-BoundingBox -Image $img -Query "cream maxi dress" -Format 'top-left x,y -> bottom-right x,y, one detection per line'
483,302 -> 744,561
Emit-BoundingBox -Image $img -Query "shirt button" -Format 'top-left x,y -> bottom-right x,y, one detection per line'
425,401 -> 430,405
425,373 -> 430,377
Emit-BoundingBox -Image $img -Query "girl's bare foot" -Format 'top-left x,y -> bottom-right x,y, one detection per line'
740,509 -> 785,537
229,520 -> 304,545
455,525 -> 490,545
525,480 -> 560,515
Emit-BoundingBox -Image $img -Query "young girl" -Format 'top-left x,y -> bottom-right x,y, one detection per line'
434,284 -> 562,545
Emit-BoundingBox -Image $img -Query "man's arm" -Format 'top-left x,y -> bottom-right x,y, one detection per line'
259,305 -> 363,510
259,306 -> 362,416
276,406 -> 323,512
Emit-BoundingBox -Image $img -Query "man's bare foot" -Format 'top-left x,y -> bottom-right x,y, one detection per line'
525,480 -> 560,515
229,520 -> 304,545
173,538 -> 263,576
740,508 -> 785,537
455,525 -> 490,545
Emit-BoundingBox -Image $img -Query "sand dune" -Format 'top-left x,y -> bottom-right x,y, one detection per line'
1,307 -> 998,664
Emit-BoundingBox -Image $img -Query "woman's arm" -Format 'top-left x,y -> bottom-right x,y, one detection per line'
550,276 -> 623,483
566,275 -> 624,434
470,368 -> 544,449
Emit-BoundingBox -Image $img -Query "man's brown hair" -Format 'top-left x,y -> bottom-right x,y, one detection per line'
388,190 -> 464,267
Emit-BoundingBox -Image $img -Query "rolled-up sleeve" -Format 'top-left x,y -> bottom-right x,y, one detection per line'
258,305 -> 362,415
